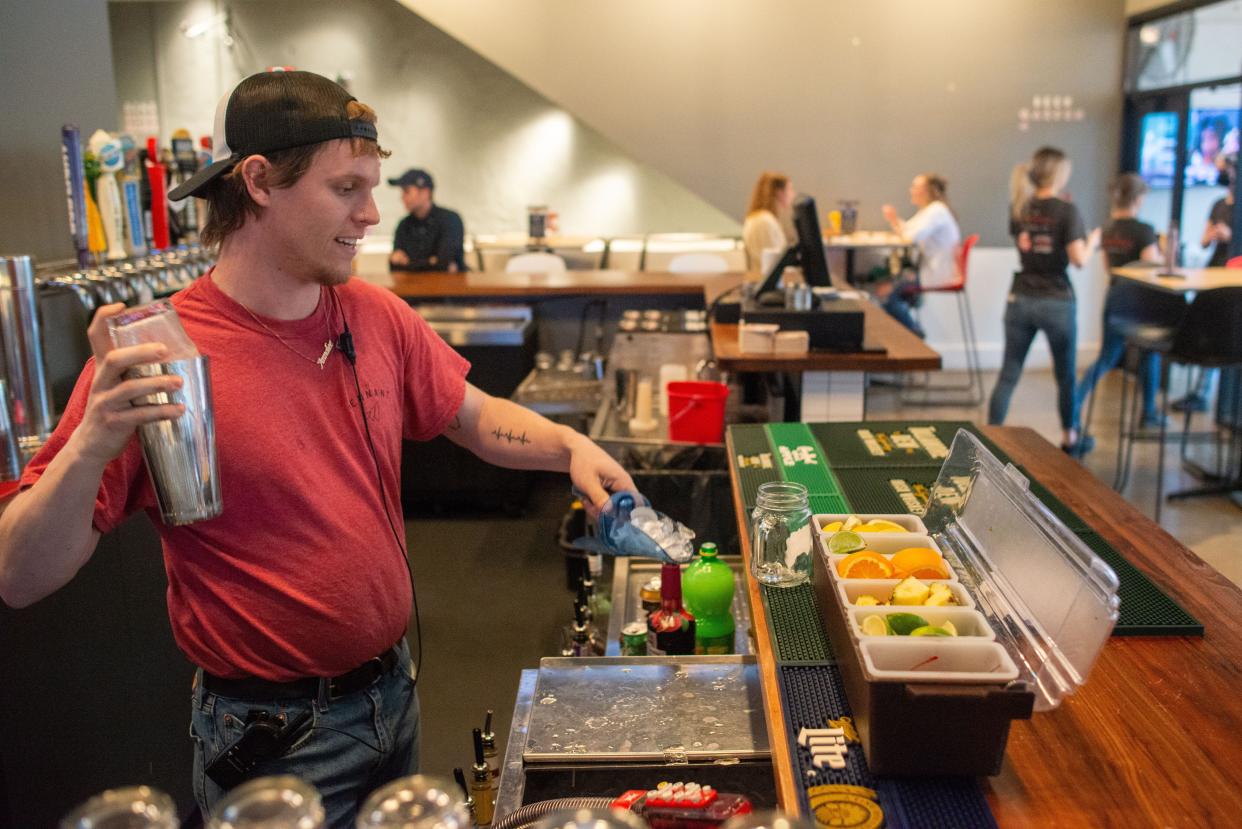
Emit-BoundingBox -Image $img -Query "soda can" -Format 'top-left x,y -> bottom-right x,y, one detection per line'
620,622 -> 648,656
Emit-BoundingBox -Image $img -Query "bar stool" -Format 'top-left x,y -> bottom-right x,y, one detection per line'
1124,287 -> 1242,522
902,234 -> 982,405
1076,279 -> 1187,480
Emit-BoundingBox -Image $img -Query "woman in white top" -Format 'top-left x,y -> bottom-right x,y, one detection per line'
882,173 -> 961,289
876,173 -> 962,336
743,171 -> 796,271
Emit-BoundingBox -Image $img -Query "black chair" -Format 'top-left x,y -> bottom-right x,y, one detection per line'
1078,278 -> 1187,483
1124,287 -> 1242,522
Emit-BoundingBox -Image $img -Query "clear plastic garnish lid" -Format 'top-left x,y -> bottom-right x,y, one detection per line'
922,430 -> 1120,711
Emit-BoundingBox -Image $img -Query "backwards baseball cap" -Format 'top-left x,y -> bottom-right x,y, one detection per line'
168,69 -> 378,201
388,168 -> 434,190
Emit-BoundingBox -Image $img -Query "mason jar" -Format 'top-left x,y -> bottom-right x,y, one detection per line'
751,481 -> 814,587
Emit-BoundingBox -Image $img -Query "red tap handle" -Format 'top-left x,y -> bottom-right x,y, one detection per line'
146,137 -> 169,250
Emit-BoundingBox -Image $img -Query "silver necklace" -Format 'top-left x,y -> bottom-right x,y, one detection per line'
239,293 -> 335,369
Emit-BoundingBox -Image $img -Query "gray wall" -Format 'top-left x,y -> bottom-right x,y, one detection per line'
409,0 -> 1129,246
107,0 -> 740,238
0,0 -> 118,263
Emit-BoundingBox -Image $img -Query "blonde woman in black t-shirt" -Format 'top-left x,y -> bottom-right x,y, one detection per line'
989,147 -> 1100,454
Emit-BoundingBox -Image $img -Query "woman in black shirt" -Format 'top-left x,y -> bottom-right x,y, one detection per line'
1074,173 -> 1165,431
989,147 -> 1100,453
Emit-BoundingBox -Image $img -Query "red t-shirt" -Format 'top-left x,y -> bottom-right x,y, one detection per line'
21,275 -> 470,681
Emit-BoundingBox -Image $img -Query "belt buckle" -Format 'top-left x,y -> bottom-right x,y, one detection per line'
328,655 -> 386,700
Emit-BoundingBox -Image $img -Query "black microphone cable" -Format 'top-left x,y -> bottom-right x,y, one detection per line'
331,288 -> 422,686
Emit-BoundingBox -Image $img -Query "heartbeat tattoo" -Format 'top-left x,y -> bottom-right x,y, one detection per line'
491,426 -> 531,445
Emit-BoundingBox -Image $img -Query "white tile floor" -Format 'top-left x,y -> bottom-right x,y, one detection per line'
866,369 -> 1242,589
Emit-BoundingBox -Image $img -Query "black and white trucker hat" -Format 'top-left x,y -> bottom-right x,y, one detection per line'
168,70 -> 378,201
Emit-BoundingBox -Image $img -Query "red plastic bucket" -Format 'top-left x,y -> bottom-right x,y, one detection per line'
666,381 -> 730,443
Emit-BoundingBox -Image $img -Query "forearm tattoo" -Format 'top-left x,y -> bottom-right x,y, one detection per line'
492,426 -> 531,446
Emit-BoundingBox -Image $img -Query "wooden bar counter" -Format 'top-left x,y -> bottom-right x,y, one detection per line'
369,270 -> 942,422
369,268 -> 739,300
731,425 -> 1242,827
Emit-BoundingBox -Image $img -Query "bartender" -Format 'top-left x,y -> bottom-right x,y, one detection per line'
388,168 -> 467,272
0,70 -> 634,827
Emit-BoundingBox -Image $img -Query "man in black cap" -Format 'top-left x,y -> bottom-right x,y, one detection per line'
0,70 -> 634,825
388,168 -> 467,272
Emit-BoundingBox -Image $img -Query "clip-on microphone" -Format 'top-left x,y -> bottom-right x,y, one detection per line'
338,325 -> 356,365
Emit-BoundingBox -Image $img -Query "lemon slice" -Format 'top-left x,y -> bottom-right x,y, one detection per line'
941,620 -> 958,636
860,615 -> 890,636
828,530 -> 866,555
820,521 -> 844,534
856,519 -> 908,533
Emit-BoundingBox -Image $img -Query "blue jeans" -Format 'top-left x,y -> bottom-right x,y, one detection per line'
882,290 -> 925,338
191,640 -> 420,828
988,294 -> 1077,430
1074,318 -> 1161,425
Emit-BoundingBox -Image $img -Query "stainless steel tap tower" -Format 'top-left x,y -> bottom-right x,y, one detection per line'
0,255 -> 54,475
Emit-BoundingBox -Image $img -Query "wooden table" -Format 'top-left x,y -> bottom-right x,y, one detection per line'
712,302 -> 940,421
1112,264 -> 1242,293
824,231 -> 908,249
730,424 -> 1242,827
825,231 -> 911,283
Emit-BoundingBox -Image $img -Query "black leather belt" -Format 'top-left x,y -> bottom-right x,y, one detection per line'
202,645 -> 401,701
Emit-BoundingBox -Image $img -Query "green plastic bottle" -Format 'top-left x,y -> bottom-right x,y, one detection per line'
682,542 -> 736,654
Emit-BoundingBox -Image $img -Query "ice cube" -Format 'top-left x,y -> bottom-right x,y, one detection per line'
630,507 -> 658,526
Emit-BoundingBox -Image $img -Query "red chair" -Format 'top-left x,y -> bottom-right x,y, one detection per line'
903,234 -> 983,405
1226,255 -> 1242,269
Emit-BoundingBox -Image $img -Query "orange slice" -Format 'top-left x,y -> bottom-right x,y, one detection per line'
889,547 -> 948,580
837,551 -> 895,579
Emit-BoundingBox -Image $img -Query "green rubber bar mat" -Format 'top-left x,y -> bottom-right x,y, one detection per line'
764,422 -> 843,497
809,494 -> 851,516
808,420 -> 1015,469
778,665 -> 999,828
729,424 -> 783,509
1076,531 -> 1204,636
833,466 -> 948,515
808,420 -> 964,468
761,583 -> 834,663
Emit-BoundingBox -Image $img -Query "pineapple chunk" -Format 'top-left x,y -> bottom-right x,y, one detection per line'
924,582 -> 957,607
890,576 -> 931,606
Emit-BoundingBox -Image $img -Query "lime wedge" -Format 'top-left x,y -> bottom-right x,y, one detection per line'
828,530 -> 866,555
910,625 -> 953,637
885,612 -> 929,636
860,615 -> 890,636
941,620 -> 958,637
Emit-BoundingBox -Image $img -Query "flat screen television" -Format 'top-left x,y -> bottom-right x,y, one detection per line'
756,195 -> 831,298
